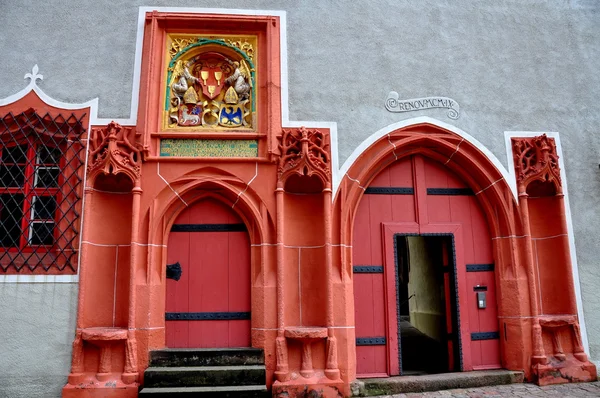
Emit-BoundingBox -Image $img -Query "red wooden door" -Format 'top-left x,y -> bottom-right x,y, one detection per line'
165,198 -> 251,348
353,155 -> 500,377
422,158 -> 500,370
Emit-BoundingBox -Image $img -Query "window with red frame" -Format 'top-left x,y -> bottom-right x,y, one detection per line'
0,109 -> 85,273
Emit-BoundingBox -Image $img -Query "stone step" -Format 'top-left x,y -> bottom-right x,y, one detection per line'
144,365 -> 266,388
139,385 -> 269,397
354,370 -> 525,396
150,347 -> 264,367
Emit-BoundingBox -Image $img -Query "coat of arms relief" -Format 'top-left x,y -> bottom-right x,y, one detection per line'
164,35 -> 256,131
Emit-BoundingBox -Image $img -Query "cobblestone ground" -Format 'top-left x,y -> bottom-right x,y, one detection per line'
371,381 -> 600,397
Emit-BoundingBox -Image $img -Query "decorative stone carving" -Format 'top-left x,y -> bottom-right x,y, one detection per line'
275,336 -> 290,382
122,335 -> 138,384
165,36 -> 256,130
539,316 -> 588,362
88,121 -> 142,183
284,327 -> 328,379
278,127 -> 331,186
385,91 -> 460,120
512,134 -> 561,193
325,335 -> 341,380
533,316 -> 596,385
24,64 -> 43,86
69,330 -> 84,380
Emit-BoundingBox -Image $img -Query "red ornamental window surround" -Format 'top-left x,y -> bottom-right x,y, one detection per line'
0,109 -> 86,274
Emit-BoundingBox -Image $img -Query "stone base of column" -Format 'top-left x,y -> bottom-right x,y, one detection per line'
272,374 -> 347,398
62,376 -> 138,398
533,355 -> 597,386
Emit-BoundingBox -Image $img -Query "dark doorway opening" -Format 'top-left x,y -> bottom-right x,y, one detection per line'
395,235 -> 460,375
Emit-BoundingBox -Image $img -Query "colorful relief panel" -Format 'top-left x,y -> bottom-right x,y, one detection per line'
165,35 -> 257,131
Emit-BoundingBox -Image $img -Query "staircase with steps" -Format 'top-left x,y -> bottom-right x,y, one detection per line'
139,347 -> 269,397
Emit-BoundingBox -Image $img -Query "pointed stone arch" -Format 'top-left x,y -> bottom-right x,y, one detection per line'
335,121 -> 535,379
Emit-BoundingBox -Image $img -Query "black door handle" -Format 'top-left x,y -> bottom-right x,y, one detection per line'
166,262 -> 182,281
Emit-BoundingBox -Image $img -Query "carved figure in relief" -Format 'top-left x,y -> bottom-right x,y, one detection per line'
218,87 -> 244,127
169,60 -> 202,127
180,103 -> 202,126
170,60 -> 199,101
167,49 -> 254,129
225,60 -> 252,100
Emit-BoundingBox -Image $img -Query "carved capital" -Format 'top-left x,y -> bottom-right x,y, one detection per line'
277,127 -> 331,186
512,134 -> 561,193
88,121 -> 142,184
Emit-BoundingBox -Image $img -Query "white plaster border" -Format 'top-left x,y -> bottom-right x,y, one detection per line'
504,131 -> 589,356
0,274 -> 78,283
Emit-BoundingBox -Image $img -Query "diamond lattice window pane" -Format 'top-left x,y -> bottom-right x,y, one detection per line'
0,109 -> 85,273
0,194 -> 24,248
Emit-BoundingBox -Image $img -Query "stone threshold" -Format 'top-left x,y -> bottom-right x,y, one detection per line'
352,370 -> 524,396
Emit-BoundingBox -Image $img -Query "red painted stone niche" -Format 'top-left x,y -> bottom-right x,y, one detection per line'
512,135 -> 596,385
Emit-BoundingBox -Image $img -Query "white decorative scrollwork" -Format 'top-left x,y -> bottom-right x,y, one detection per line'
385,91 -> 460,120
24,65 -> 43,86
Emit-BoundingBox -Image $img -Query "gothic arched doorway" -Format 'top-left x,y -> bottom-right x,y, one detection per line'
353,155 -> 500,377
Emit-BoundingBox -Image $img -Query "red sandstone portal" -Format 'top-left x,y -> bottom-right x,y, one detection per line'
0,10 -> 583,398
165,198 -> 251,348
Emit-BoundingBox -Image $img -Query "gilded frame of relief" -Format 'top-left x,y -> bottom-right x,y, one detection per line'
163,34 -> 257,132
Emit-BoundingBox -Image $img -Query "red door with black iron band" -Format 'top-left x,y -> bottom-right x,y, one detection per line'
353,155 -> 501,376
165,198 -> 251,348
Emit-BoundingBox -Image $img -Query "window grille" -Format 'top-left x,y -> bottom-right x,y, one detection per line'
0,108 -> 86,273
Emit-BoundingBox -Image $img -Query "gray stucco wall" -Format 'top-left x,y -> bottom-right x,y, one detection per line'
0,284 -> 77,398
1,1 -> 599,395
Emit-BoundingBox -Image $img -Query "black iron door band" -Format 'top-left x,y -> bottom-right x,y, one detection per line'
166,312 -> 251,321
471,331 -> 500,341
466,263 -> 495,272
353,265 -> 384,273
171,223 -> 246,232
356,337 -> 386,346
427,188 -> 474,196
365,187 -> 414,195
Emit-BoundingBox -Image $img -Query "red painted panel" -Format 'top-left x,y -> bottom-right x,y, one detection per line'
424,158 -> 450,188
370,167 -> 390,186
354,274 -> 375,338
391,195 -> 416,223
356,345 -> 387,376
426,196 -> 451,223
469,197 -> 493,264
368,194 -> 392,266
166,198 -> 251,348
354,271 -> 387,376
166,227 -> 190,348
450,197 -> 475,264
387,158 -> 413,187
352,196 -> 372,265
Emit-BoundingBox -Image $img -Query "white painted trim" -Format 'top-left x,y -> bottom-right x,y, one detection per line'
0,68 -> 99,112
504,131 -> 590,356
0,274 -> 78,283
